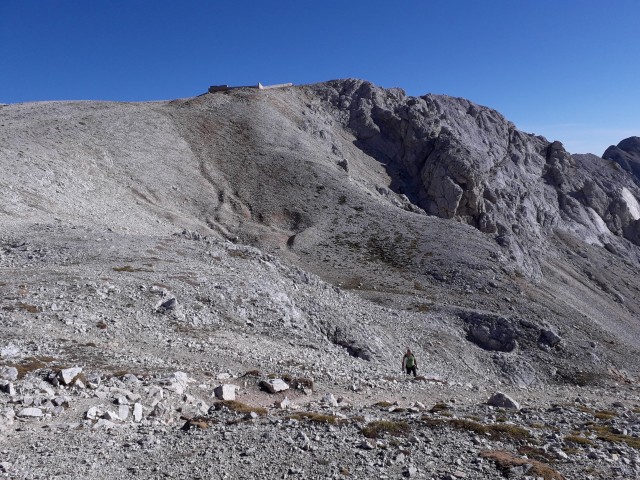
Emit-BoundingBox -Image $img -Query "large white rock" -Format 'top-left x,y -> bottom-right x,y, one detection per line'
102,411 -> 121,422
133,403 -> 143,422
0,366 -> 18,381
118,405 -> 130,421
92,419 -> 115,430
148,386 -> 164,407
274,396 -> 291,409
164,371 -> 192,394
213,384 -> 236,401
58,367 -> 82,386
18,407 -> 43,418
0,344 -> 19,360
86,406 -> 101,420
166,383 -> 185,395
261,379 -> 289,394
487,392 -> 520,410
38,381 -> 55,396
321,393 -> 338,407
172,371 -> 190,384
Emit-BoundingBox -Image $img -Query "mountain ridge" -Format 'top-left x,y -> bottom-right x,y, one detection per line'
1,78 -> 639,385
2,78 -> 640,478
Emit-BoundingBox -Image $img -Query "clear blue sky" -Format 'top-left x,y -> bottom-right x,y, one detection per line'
1,0 -> 638,155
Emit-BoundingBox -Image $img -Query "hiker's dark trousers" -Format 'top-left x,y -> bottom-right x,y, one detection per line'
406,366 -> 417,377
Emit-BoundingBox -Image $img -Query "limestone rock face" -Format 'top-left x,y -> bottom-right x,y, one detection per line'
313,80 -> 640,276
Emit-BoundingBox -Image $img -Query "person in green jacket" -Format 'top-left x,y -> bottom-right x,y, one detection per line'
402,348 -> 418,377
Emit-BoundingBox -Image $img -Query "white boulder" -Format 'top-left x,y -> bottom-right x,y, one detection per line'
58,367 -> 82,386
213,384 -> 237,401
260,379 -> 289,394
133,403 -> 143,422
18,407 -> 43,418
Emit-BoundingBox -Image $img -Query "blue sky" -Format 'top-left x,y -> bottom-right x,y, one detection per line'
1,0 -> 638,155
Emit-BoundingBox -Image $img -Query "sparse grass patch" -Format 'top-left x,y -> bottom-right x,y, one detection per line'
575,404 -> 594,414
561,370 -> 607,387
228,249 -> 252,260
361,420 -> 410,439
181,417 -> 211,431
593,410 -> 617,420
212,400 -> 267,416
5,356 -> 59,378
288,412 -> 344,425
517,445 -> 556,463
412,303 -> 430,313
292,376 -> 314,390
589,424 -> 640,449
422,417 -> 531,442
429,403 -> 451,413
15,302 -> 40,313
2,303 -> 41,313
480,450 -> 566,480
564,435 -> 593,447
113,265 -> 153,272
487,423 -> 532,441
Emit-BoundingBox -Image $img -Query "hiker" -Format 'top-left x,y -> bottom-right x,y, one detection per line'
402,348 -> 417,377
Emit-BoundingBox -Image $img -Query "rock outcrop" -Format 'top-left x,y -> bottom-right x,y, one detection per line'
312,80 -> 640,277
603,136 -> 640,181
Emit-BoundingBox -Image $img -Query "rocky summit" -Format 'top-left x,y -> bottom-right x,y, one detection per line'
1,79 -> 640,479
